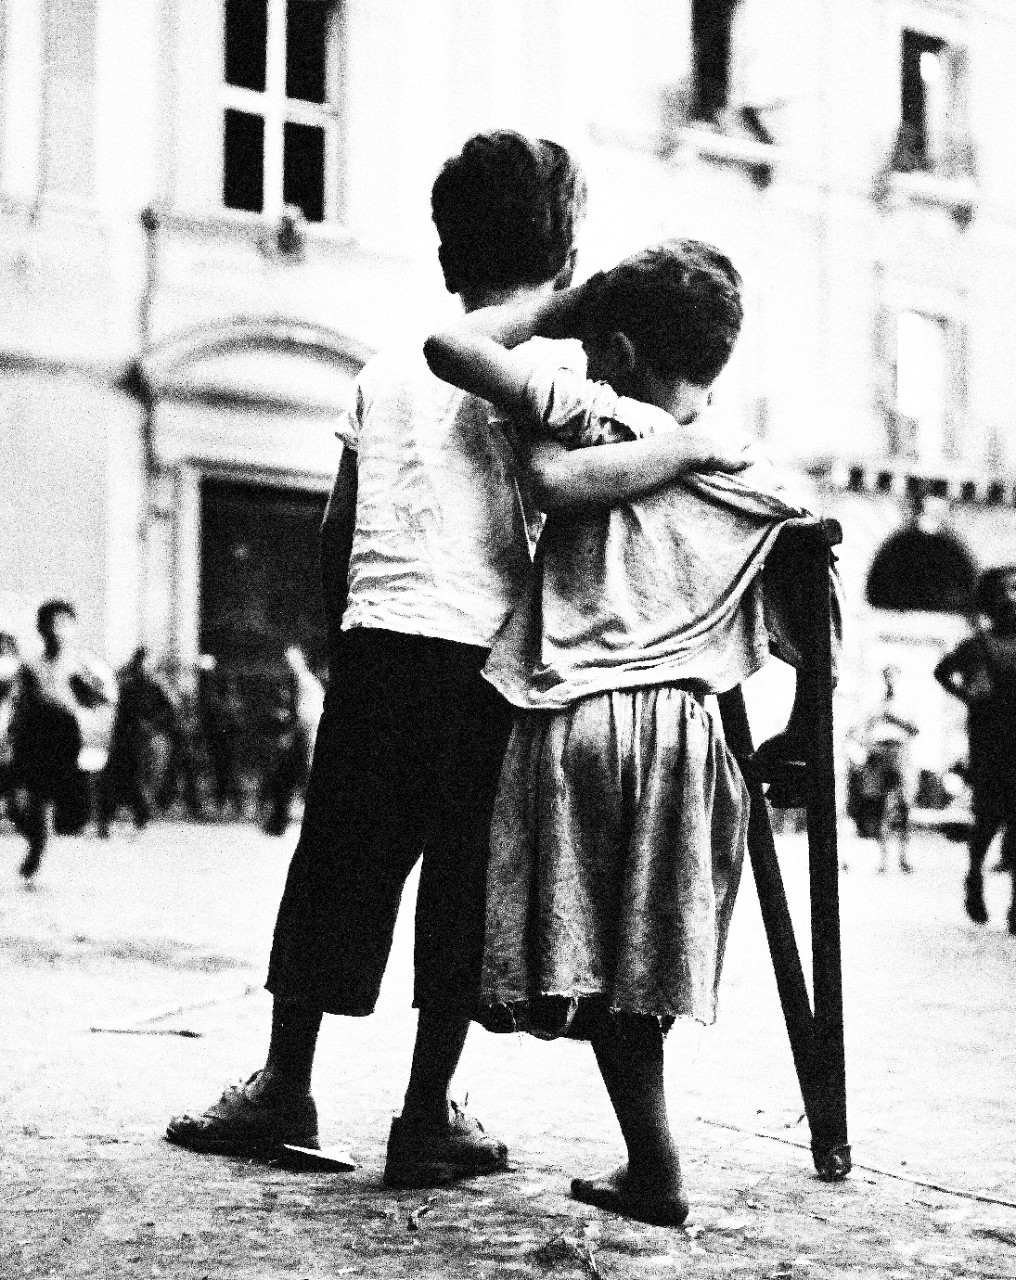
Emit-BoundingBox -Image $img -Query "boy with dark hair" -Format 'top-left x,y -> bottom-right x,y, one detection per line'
12,600 -> 116,878
167,141 -> 747,1188
425,238 -> 814,1223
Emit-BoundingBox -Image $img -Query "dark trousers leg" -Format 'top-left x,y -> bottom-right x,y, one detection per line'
266,631 -> 455,1016
412,655 -> 513,1015
20,791 -> 53,876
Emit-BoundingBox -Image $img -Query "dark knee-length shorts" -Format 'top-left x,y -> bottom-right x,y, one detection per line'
266,627 -> 513,1017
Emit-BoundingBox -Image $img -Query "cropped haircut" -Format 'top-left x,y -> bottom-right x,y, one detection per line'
579,239 -> 743,386
431,130 -> 586,293
36,599 -> 76,635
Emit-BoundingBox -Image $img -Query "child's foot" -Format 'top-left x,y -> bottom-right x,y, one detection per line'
571,1163 -> 689,1227
18,846 -> 43,879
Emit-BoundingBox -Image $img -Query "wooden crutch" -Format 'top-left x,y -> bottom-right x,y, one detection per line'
718,517 -> 851,1181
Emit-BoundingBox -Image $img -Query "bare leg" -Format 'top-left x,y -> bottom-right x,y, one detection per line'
400,1008 -> 471,1129
247,996 -> 322,1101
965,813 -> 997,924
383,1008 -> 507,1187
19,792 -> 52,879
165,994 -> 323,1153
897,800 -> 913,874
573,1013 -> 689,1226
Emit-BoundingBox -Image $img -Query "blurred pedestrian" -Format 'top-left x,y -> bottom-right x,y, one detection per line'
10,600 -> 116,879
261,645 -> 324,837
0,632 -> 21,825
849,665 -> 919,874
935,565 -> 1016,932
98,646 -> 174,837
201,662 -> 246,819
155,664 -> 207,820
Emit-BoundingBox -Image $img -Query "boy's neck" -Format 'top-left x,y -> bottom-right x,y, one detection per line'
640,369 -> 712,426
460,280 -> 556,315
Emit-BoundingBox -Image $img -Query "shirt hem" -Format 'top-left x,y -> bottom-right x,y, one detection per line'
484,652 -> 768,710
341,610 -> 499,650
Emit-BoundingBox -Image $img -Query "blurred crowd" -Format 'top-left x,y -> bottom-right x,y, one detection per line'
0,599 -> 324,879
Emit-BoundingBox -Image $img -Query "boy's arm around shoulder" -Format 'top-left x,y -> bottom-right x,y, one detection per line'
424,284 -> 750,514
518,428 -> 751,513
423,286 -> 582,415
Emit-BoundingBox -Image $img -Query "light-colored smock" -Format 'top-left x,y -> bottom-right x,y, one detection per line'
479,365 -> 808,1034
483,685 -> 749,1032
336,340 -> 580,648
484,366 -> 809,709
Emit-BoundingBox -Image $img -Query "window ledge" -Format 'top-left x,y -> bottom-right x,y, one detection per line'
0,191 -> 103,228
667,123 -> 778,188
157,207 -> 357,256
589,112 -> 778,188
880,171 -> 977,226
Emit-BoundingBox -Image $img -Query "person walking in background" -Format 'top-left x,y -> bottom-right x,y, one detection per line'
261,645 -> 324,837
201,661 -> 246,820
0,632 -> 21,826
154,661 -> 208,821
935,566 -> 1016,932
98,646 -> 174,837
851,665 -> 919,875
10,600 -> 116,880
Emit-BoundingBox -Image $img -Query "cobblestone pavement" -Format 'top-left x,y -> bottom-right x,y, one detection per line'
2,817 -> 1015,1279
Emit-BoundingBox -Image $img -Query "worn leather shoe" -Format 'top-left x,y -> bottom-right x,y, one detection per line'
383,1101 -> 508,1188
165,1072 -> 319,1156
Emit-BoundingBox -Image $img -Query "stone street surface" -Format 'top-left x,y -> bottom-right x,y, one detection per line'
2,816 -> 1015,1279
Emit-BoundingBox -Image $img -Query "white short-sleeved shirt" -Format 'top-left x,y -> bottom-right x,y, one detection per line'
337,339 -> 581,649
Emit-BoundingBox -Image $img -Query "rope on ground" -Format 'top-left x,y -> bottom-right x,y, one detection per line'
698,1117 -> 1016,1211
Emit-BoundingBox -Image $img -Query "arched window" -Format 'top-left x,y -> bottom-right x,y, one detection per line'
866,527 -> 977,613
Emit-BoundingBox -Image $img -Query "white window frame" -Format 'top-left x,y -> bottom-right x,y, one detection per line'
221,0 -> 342,222
894,310 -> 950,464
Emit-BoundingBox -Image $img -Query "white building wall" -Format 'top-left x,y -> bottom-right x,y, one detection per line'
0,0 -> 1015,693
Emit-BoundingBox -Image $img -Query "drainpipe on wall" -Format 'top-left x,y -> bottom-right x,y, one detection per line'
114,205 -> 161,651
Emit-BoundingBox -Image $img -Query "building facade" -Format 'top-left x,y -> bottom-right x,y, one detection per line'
1,0 -> 1014,768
